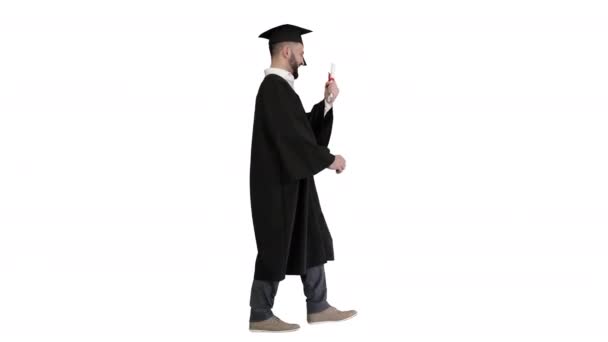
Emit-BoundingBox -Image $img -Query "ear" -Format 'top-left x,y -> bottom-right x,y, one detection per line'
282,44 -> 291,59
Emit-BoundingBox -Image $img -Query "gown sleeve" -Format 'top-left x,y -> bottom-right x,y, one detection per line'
306,100 -> 333,147
261,80 -> 335,183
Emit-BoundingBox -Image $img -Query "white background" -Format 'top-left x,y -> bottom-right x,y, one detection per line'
1,1 -> 607,341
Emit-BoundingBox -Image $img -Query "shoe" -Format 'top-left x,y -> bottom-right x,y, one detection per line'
249,316 -> 300,332
307,306 -> 358,324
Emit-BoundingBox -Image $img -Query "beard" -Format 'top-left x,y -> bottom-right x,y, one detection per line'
289,53 -> 300,79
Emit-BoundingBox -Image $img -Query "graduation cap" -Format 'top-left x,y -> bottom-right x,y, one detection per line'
259,24 -> 311,66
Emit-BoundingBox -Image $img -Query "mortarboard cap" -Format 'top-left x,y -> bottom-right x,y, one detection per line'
259,24 -> 312,65
259,24 -> 312,44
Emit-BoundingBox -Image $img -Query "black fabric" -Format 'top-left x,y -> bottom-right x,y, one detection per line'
258,24 -> 312,44
250,74 -> 336,281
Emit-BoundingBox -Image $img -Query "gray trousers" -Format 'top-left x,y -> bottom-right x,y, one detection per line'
249,264 -> 331,322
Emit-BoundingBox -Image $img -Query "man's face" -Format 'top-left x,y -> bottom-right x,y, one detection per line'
288,43 -> 305,79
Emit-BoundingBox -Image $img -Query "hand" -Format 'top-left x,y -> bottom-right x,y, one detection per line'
328,154 -> 346,174
324,79 -> 339,105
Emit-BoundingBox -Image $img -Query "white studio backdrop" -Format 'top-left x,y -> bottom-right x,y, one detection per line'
1,1 -> 607,341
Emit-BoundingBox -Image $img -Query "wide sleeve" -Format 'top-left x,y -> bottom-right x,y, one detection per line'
261,81 -> 335,183
306,99 -> 334,147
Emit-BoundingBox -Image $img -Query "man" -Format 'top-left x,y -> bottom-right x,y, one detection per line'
248,24 -> 357,333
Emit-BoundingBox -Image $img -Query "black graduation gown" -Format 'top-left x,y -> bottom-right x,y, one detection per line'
249,74 -> 336,281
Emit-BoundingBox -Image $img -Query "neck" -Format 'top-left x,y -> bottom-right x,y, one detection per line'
270,60 -> 292,74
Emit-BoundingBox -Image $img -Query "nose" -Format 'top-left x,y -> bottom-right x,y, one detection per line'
302,57 -> 307,66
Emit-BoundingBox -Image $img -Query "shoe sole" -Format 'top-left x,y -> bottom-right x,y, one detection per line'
307,311 -> 358,325
249,327 -> 300,333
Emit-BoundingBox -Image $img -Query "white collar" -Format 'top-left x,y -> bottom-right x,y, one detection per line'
264,67 -> 295,90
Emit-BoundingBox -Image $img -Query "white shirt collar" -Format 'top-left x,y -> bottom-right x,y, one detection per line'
264,67 -> 295,90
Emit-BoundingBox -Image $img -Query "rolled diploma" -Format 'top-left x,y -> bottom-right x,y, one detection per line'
328,63 -> 336,102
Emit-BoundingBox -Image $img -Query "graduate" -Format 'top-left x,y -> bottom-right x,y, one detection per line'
248,24 -> 357,332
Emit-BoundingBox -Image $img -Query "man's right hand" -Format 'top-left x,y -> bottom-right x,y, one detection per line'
328,154 -> 346,174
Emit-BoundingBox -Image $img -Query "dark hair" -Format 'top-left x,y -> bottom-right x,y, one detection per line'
269,42 -> 289,57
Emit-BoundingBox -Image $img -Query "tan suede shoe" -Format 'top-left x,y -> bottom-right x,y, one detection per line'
307,306 -> 358,324
249,316 -> 300,333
